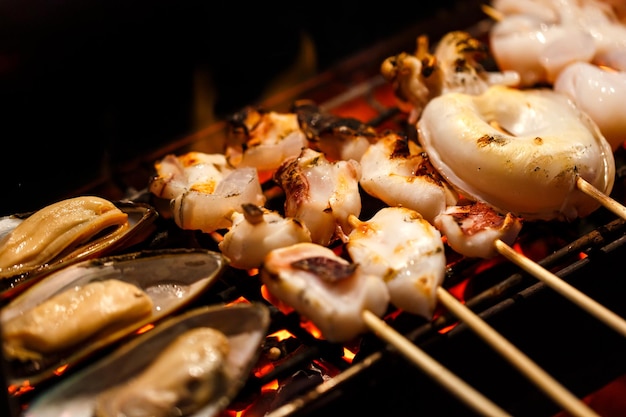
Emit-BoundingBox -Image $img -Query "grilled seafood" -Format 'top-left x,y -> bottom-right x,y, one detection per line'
149,152 -> 232,201
3,279 -> 153,361
418,85 -> 615,221
1,248 -> 227,388
358,130 -> 458,224
150,151 -> 266,233
261,242 -> 390,343
554,61 -> 626,151
218,203 -> 312,270
0,196 -> 129,281
170,166 -> 266,233
488,0 -> 626,86
434,201 -> 523,259
380,30 -> 520,123
226,106 -> 308,175
293,99 -> 378,162
94,327 -> 230,417
346,206 -> 446,318
24,303 -> 270,417
273,148 -> 362,246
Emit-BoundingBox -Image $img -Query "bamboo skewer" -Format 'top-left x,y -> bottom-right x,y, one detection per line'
362,310 -> 511,417
494,239 -> 626,337
577,176 -> 626,221
435,287 -> 600,417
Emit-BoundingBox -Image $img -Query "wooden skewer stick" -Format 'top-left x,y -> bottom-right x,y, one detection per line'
362,310 -> 511,417
435,287 -> 600,417
576,176 -> 626,221
494,239 -> 626,337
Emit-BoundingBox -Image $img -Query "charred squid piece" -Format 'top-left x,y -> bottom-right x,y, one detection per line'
417,85 -> 615,222
434,201 -> 523,259
292,99 -> 378,162
346,206 -> 447,319
261,242 -> 390,343
380,30 -> 520,123
225,105 -> 308,175
218,203 -> 312,270
359,130 -> 458,224
273,148 -> 362,246
149,150 -> 266,233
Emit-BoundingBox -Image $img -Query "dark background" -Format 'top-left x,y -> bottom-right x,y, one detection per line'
0,1 -> 457,215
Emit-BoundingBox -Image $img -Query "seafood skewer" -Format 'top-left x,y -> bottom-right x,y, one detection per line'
261,241 -> 511,417
344,206 -> 600,417
417,85 -> 626,336
484,0 -> 626,150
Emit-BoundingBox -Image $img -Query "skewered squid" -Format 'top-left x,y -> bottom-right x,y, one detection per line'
346,206 -> 446,319
225,106 -> 308,174
380,30 -> 520,123
434,201 -> 523,259
358,130 -> 458,224
293,99 -> 378,162
488,0 -> 626,85
554,61 -> 626,151
149,151 -> 266,233
261,242 -> 390,343
273,147 -> 362,246
218,203 -> 312,270
417,85 -> 615,222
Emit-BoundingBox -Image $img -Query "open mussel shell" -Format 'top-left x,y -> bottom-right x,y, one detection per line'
0,200 -> 159,300
23,302 -> 270,417
1,248 -> 228,388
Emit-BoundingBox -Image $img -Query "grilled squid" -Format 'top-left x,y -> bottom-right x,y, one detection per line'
380,30 -> 520,122
150,151 -> 266,233
417,85 -> 615,222
554,62 -> 626,151
293,100 -> 377,162
489,0 -> 626,83
149,152 -> 232,201
218,204 -> 312,270
434,201 -> 523,259
225,106 -> 307,175
273,148 -> 362,246
261,242 -> 390,343
0,196 -> 129,280
170,167 -> 266,233
346,207 -> 446,319
358,130 -> 458,224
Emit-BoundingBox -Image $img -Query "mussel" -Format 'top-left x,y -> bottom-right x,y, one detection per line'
1,248 -> 228,388
0,197 -> 159,299
23,303 -> 270,417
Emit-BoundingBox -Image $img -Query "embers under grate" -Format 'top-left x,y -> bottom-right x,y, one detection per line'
218,218 -> 626,417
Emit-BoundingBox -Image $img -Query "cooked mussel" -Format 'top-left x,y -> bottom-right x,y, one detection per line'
24,303 -> 270,417
0,197 -> 159,299
1,248 -> 228,388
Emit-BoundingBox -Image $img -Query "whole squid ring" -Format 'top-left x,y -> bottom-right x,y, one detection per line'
417,85 -> 615,221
